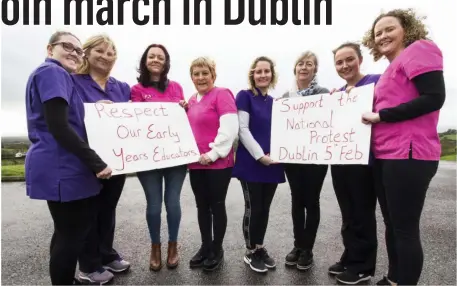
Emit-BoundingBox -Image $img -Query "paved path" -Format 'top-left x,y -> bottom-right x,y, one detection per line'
2,161 -> 456,285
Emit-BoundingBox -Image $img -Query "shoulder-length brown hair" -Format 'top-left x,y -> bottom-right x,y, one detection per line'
248,56 -> 277,96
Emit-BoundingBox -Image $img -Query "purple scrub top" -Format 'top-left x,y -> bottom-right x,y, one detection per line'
232,89 -> 286,183
25,58 -> 101,202
72,74 -> 131,103
339,74 -> 381,92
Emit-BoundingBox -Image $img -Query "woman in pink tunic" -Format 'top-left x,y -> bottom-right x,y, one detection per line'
131,44 -> 187,271
184,57 -> 239,272
361,9 -> 446,285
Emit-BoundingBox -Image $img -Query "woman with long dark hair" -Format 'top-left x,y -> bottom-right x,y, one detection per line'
131,44 -> 187,271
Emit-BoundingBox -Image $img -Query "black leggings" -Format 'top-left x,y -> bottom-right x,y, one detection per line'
285,164 -> 328,250
79,175 -> 126,273
189,168 -> 232,250
374,158 -> 438,285
331,165 -> 377,275
47,195 -> 98,285
240,180 -> 277,249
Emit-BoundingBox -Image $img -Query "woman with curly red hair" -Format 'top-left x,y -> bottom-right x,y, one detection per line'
361,9 -> 446,285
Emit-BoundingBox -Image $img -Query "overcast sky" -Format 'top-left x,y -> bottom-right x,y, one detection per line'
1,0 -> 456,136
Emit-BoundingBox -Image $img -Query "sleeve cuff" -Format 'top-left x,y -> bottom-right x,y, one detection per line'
253,152 -> 264,160
206,149 -> 219,162
378,109 -> 387,122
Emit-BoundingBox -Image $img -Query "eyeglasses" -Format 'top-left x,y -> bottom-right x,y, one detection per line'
51,42 -> 84,57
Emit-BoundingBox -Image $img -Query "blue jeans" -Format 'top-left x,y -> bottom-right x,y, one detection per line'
137,165 -> 187,243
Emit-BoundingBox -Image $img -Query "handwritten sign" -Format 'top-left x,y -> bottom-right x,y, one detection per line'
84,102 -> 200,175
270,84 -> 374,165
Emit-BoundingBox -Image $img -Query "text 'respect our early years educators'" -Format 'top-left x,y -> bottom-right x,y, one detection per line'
83,102 -> 200,175
270,84 -> 374,165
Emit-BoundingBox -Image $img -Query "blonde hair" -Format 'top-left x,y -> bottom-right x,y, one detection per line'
76,34 -> 117,74
294,51 -> 319,74
362,8 -> 429,61
248,56 -> 277,96
189,57 -> 217,81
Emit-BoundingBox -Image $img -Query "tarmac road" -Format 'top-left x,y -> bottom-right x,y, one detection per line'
1,161 -> 456,285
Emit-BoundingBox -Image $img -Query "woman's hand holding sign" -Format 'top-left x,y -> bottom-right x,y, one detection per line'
258,154 -> 278,166
97,99 -> 114,104
362,112 -> 380,124
199,154 -> 212,165
179,100 -> 188,110
329,85 -> 355,95
96,166 -> 113,179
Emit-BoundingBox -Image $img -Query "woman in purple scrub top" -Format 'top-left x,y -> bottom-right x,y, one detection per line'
232,56 -> 285,274
25,31 -> 112,285
72,34 -> 131,284
327,42 -> 380,285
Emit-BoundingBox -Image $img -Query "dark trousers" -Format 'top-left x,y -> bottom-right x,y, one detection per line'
285,164 -> 328,250
239,180 -> 278,249
374,158 -> 438,285
189,168 -> 232,251
331,165 -> 378,275
79,175 -> 126,273
47,195 -> 98,285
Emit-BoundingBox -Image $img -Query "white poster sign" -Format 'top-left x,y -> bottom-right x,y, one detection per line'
270,84 -> 374,165
84,102 -> 200,175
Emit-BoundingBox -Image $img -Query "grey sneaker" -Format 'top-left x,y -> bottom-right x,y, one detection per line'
78,268 -> 114,284
104,259 -> 131,273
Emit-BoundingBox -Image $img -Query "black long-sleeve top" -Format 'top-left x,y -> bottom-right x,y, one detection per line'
379,71 -> 445,122
43,97 -> 107,174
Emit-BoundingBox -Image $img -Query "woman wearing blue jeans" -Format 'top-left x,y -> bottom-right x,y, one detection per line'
131,43 -> 188,271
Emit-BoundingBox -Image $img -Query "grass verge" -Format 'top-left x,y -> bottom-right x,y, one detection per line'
2,164 -> 25,177
441,154 -> 456,161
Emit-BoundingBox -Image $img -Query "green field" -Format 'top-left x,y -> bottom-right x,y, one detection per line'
1,130 -> 456,180
441,154 -> 456,161
2,164 -> 25,177
441,134 -> 457,141
439,130 -> 456,161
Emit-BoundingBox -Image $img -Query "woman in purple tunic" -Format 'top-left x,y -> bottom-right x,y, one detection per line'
327,42 -> 380,285
72,34 -> 131,284
232,56 -> 286,273
25,31 -> 112,285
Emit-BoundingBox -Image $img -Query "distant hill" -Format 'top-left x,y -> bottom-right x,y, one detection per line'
1,129 -> 456,161
439,129 -> 456,161
2,136 -> 30,144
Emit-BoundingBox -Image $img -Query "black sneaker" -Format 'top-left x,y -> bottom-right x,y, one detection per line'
296,250 -> 313,270
244,249 -> 267,273
336,270 -> 371,284
257,247 -> 276,269
376,276 -> 394,285
328,261 -> 346,275
203,247 -> 224,272
285,247 -> 302,266
189,245 -> 207,268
